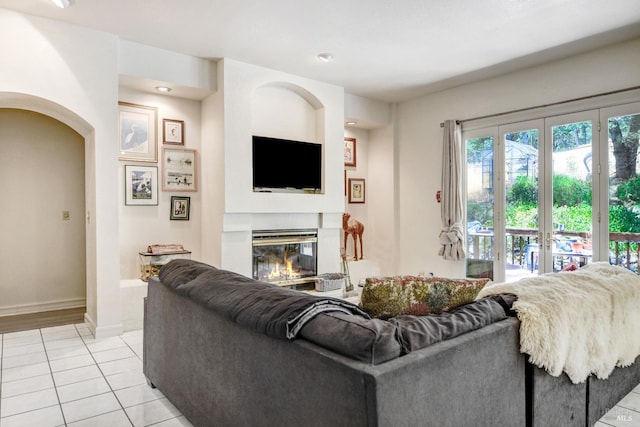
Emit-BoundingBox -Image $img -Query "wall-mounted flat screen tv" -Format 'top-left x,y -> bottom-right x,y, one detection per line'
252,136 -> 322,193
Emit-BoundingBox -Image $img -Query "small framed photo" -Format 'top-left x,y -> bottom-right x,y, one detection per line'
118,102 -> 158,162
344,137 -> 356,167
124,165 -> 158,206
162,147 -> 197,191
163,119 -> 184,145
170,196 -> 190,220
348,178 -> 365,204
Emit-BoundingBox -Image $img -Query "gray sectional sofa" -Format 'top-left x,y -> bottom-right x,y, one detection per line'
528,357 -> 640,426
143,259 -> 639,427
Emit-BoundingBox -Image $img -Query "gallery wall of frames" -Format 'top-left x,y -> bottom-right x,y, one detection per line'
119,101 -> 195,221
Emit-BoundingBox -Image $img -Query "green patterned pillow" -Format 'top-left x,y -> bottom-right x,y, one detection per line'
360,275 -> 490,319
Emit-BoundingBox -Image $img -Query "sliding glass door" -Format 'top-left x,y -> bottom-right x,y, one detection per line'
501,121 -> 542,281
465,129 -> 498,281
466,112 -> 602,281
543,111 -> 598,274
466,103 -> 640,281
601,103 -> 640,271
465,121 -> 543,283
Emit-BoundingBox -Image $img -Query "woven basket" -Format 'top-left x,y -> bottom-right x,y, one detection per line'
315,273 -> 346,292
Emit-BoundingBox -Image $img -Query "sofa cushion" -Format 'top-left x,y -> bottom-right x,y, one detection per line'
388,297 -> 507,353
158,259 -> 369,340
299,311 -> 402,364
360,275 -> 490,319
159,258 -> 220,287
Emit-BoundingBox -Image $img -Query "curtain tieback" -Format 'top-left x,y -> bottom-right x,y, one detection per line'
439,222 -> 464,245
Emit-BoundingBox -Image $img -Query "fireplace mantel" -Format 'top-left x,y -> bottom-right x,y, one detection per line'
220,212 -> 342,281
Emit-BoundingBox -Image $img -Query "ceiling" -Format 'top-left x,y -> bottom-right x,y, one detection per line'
2,0 -> 640,103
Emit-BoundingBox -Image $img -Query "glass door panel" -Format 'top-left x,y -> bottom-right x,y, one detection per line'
545,112 -> 598,272
602,103 -> 640,272
465,132 -> 496,281
501,121 -> 542,282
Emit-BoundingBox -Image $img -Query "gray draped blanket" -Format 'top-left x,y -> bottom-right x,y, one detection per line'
158,259 -> 369,340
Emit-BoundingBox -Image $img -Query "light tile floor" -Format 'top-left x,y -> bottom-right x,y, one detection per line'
597,385 -> 640,427
1,323 -> 639,426
0,323 -> 192,426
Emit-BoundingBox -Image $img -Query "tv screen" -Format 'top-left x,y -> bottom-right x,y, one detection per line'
252,136 -> 322,192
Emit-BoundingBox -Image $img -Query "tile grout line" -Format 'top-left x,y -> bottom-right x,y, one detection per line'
613,403 -> 640,417
81,329 -> 180,426
0,334 -> 61,421
0,327 -> 158,426
75,323 -> 135,426
41,327 -> 69,426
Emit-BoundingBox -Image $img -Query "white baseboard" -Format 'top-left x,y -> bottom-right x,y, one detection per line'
83,312 -> 97,332
0,298 -> 85,317
93,323 -> 124,339
83,312 -> 123,339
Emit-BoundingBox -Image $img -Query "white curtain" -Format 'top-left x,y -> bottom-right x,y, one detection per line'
438,120 -> 466,260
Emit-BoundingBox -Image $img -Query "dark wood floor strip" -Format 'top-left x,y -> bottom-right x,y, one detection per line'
0,307 -> 86,334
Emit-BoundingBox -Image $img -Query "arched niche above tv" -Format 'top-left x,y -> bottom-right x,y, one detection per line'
251,82 -> 323,145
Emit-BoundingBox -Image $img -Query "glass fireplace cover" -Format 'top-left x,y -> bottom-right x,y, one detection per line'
252,229 -> 318,288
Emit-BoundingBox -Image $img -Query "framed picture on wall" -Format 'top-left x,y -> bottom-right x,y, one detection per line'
162,147 -> 197,191
348,178 -> 365,204
344,137 -> 357,167
163,118 -> 185,145
118,102 -> 158,162
170,196 -> 190,220
124,165 -> 158,206
344,170 -> 347,196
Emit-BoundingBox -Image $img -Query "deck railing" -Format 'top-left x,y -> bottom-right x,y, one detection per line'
608,232 -> 640,272
468,228 -> 640,273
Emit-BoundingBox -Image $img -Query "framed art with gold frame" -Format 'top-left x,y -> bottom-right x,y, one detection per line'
163,118 -> 185,145
118,102 -> 158,162
162,147 -> 197,191
344,137 -> 356,167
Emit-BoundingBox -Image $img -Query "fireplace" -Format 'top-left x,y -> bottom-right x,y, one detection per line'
252,229 -> 318,289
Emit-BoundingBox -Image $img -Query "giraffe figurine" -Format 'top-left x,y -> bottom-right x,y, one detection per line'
342,213 -> 364,261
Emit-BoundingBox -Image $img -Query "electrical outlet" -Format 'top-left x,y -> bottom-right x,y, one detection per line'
62,211 -> 70,220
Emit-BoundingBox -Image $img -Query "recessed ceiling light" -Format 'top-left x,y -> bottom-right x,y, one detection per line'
155,86 -> 172,93
317,53 -> 334,62
51,0 -> 71,8
346,121 -> 357,126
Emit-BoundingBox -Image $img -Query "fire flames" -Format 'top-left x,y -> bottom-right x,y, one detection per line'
267,258 -> 300,281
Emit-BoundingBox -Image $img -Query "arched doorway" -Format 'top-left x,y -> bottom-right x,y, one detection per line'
0,93 -> 96,332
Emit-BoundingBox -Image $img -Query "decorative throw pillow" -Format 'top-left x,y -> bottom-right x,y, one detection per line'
359,275 -> 490,319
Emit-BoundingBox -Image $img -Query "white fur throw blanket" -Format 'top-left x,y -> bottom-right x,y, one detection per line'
477,262 -> 640,384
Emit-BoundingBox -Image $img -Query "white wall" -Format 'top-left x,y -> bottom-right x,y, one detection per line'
204,59 -> 346,277
0,9 -> 121,336
252,85 -> 318,142
344,128 -> 370,260
0,109 -> 86,315
200,87 -> 225,268
118,87 -> 203,280
118,40 -> 216,94
391,37 -> 640,278
221,59 -> 345,215
367,119 -> 398,276
0,10 -> 213,337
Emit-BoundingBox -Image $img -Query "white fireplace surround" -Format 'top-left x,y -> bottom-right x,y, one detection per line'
220,212 -> 343,280
208,62 -> 345,280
